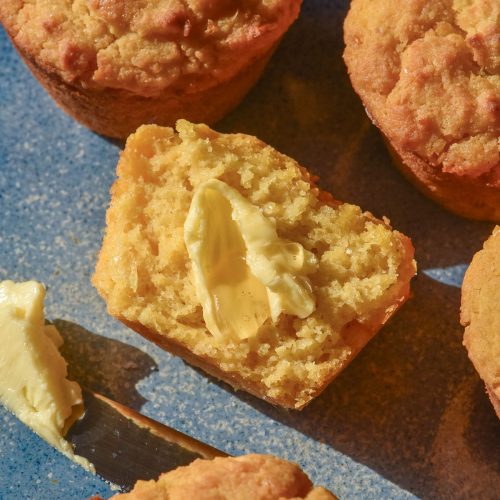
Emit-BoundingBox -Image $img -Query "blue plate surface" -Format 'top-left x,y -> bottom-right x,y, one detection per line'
1,2 -> 499,499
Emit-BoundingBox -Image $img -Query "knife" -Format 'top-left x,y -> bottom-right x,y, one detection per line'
66,389 -> 228,491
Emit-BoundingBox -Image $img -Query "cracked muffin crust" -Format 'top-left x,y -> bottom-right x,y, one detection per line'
344,0 -> 500,221
461,226 -> 500,420
0,0 -> 301,137
108,454 -> 337,500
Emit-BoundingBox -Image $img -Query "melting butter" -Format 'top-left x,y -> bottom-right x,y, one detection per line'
0,280 -> 93,471
184,179 -> 318,340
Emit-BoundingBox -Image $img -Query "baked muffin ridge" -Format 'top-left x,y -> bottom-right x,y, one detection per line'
1,0 -> 301,97
344,0 -> 499,183
461,226 -> 500,419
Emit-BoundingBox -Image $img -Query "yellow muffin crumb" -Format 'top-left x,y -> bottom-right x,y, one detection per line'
93,120 -> 415,408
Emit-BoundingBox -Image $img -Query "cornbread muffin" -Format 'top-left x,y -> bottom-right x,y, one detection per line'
344,0 -> 500,221
93,120 -> 416,409
109,454 -> 337,500
461,226 -> 500,419
0,1 -> 301,138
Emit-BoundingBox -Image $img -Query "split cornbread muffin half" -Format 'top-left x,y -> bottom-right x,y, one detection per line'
108,454 -> 337,500
461,227 -> 500,419
344,0 -> 500,221
93,120 -> 416,409
0,0 -> 301,138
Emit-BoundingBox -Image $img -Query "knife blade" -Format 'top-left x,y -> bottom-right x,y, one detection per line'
66,389 -> 228,491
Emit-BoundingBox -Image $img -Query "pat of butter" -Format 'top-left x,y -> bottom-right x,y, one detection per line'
184,179 -> 318,340
0,280 -> 92,471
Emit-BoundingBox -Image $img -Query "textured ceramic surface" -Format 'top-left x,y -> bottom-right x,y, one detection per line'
1,2 -> 499,499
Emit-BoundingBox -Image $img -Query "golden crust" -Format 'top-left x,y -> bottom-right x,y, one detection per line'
92,121 -> 416,409
12,35 -> 277,138
486,384 -> 500,419
121,287 -> 413,410
0,1 -> 301,137
109,454 -> 337,500
385,140 -> 500,221
1,0 -> 300,93
343,0 -> 500,221
461,226 -> 500,419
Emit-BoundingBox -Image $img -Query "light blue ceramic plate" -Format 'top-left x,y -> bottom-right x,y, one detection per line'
1,2 -> 499,499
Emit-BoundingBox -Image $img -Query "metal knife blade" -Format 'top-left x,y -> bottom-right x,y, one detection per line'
66,390 -> 228,491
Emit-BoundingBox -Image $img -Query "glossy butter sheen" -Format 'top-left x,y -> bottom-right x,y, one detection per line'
184,179 -> 318,340
0,280 -> 92,470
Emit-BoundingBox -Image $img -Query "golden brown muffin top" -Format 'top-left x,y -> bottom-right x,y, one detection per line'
344,0 -> 500,183
461,226 -> 500,405
110,454 -> 337,500
0,0 -> 301,96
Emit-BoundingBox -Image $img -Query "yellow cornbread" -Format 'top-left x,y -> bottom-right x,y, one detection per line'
0,0 -> 302,138
109,454 -> 337,500
343,0 -> 500,221
93,120 -> 416,409
461,227 -> 500,419
0,280 -> 92,469
184,178 -> 318,341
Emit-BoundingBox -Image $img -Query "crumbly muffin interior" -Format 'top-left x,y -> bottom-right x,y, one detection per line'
94,121 -> 414,407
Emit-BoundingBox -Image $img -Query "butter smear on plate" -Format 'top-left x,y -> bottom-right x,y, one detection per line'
0,280 -> 92,470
